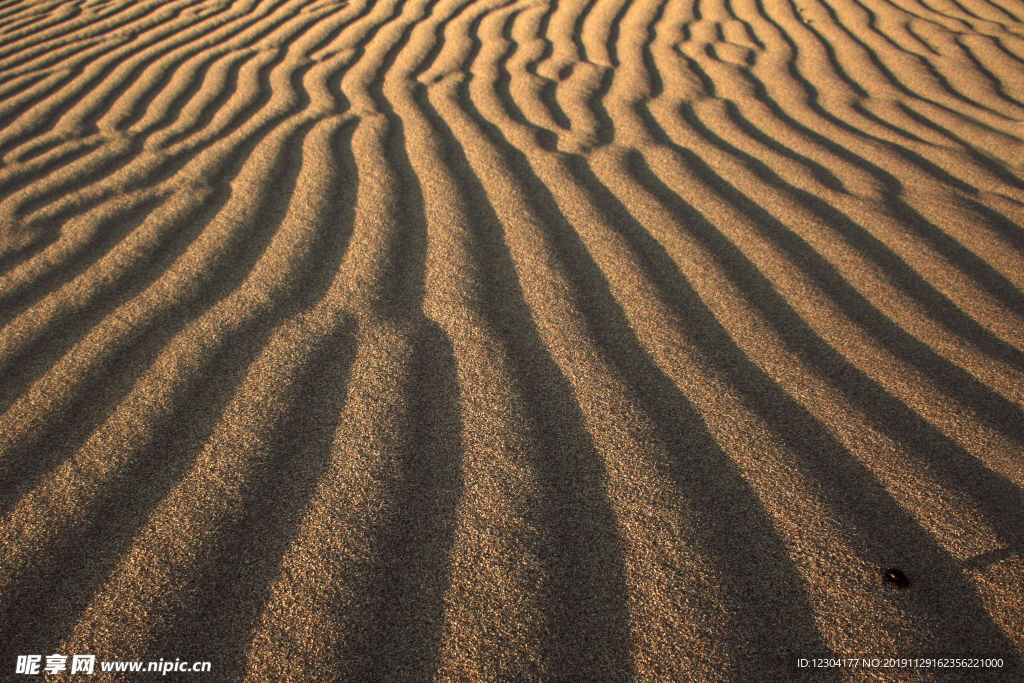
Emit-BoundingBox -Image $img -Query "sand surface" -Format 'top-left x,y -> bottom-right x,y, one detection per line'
0,0 -> 1023,679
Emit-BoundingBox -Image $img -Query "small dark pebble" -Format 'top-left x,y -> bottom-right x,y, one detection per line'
883,567 -> 910,588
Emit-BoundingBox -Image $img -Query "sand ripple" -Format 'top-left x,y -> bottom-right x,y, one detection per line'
0,0 -> 1022,679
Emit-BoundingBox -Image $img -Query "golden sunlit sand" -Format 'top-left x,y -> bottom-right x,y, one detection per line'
0,0 -> 1022,679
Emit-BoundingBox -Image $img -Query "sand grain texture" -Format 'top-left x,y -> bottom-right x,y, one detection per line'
0,0 -> 1022,679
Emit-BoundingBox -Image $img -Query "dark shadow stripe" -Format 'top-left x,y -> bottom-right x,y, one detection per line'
413,77 -> 636,681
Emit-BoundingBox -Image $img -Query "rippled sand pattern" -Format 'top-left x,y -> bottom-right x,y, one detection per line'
0,0 -> 1023,679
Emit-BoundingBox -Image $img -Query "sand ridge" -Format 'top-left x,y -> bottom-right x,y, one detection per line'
0,0 -> 1022,679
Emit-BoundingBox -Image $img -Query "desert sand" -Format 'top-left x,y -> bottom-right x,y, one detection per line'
0,0 -> 1022,679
